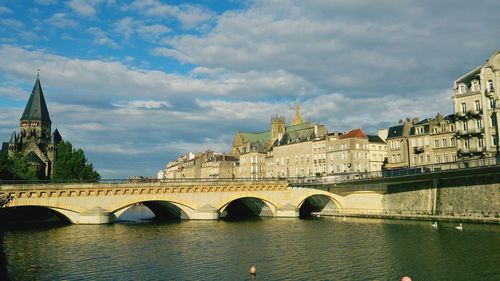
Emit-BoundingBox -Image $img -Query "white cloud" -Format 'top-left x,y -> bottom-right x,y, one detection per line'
87,27 -> 120,48
35,0 -> 58,5
0,6 -> 12,14
0,18 -> 25,29
66,0 -> 114,17
113,17 -> 170,42
46,13 -> 78,28
128,0 -> 215,29
113,100 -> 172,109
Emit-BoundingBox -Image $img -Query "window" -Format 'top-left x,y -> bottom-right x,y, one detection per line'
426,154 -> 431,162
451,138 -> 456,146
412,155 -> 417,164
478,138 -> 484,148
355,143 -> 359,149
493,136 -> 498,146
464,139 -> 470,149
491,115 -> 497,127
490,98 -> 495,109
443,154 -> 448,163
435,155 -> 441,163
476,119 -> 483,129
459,84 -> 466,94
475,100 -> 481,111
434,139 -> 439,148
442,138 -> 447,147
461,102 -> 467,113
452,154 -> 457,162
488,80 -> 494,91
463,121 -> 468,131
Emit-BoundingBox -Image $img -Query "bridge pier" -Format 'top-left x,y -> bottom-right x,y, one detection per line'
276,204 -> 299,218
190,205 -> 219,220
77,207 -> 116,224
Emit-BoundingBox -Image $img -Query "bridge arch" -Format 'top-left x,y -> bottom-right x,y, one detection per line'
217,195 -> 279,219
3,202 -> 83,224
293,189 -> 344,217
111,199 -> 199,220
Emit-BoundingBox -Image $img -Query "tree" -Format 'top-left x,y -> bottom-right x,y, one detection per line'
52,141 -> 100,182
0,152 -> 37,181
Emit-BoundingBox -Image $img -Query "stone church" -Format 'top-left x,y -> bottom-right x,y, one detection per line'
1,77 -> 62,179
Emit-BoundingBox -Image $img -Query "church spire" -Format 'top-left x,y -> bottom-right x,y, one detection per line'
20,75 -> 51,124
290,98 -> 304,126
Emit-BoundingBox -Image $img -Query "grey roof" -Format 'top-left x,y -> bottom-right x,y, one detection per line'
25,151 -> 45,165
276,127 -> 315,146
387,125 -> 404,138
367,135 -> 386,144
444,114 -> 456,122
20,78 -> 51,123
9,131 -> 17,144
1,142 -> 8,155
455,65 -> 482,85
51,128 -> 62,144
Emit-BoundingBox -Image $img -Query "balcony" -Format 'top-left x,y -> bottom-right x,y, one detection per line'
455,111 -> 467,119
413,146 -> 424,154
467,109 -> 483,117
458,147 -> 485,156
455,128 -> 484,138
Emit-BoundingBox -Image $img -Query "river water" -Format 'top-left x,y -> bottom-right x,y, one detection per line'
1,206 -> 499,281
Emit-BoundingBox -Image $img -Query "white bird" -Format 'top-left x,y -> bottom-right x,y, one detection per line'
431,222 -> 438,228
343,216 -> 347,221
456,223 -> 463,230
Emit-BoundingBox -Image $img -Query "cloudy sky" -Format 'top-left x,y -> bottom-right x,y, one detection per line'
0,0 -> 499,178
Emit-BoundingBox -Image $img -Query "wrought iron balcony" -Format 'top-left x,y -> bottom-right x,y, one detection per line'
455,111 -> 467,119
458,147 -> 485,156
467,109 -> 483,117
485,87 -> 495,97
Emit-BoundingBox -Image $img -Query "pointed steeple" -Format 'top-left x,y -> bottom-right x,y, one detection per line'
51,128 -> 62,144
291,98 -> 304,126
20,77 -> 51,123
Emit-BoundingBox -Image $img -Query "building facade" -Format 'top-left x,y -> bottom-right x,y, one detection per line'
452,50 -> 500,161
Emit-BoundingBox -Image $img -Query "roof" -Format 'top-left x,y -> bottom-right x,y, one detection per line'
240,122 -> 312,144
9,131 -> 17,144
367,135 -> 386,144
455,65 -> 482,86
339,128 -> 367,140
51,129 -> 62,144
387,125 -> 404,138
25,151 -> 45,165
276,127 -> 315,146
20,78 -> 51,123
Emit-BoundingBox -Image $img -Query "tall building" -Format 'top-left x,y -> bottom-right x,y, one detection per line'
1,77 -> 62,179
231,102 -> 312,156
452,50 -> 500,160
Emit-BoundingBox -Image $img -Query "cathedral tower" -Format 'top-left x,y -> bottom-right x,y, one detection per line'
290,99 -> 304,126
271,114 -> 285,144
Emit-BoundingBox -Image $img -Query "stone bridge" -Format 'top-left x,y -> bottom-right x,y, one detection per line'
0,180 -> 380,224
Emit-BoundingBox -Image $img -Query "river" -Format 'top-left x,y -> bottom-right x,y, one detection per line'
1,205 -> 499,280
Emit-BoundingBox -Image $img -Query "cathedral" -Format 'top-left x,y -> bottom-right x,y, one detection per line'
1,76 -> 62,179
230,100 -> 312,156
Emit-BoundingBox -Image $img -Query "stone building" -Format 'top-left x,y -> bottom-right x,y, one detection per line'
452,50 -> 500,161
386,114 -> 457,170
325,128 -> 386,177
1,77 -> 62,179
230,101 -> 312,156
160,151 -> 237,179
236,141 -> 267,179
266,124 -> 327,178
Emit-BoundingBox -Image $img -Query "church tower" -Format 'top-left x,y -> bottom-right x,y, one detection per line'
2,75 -> 62,179
290,99 -> 304,126
19,76 -> 52,147
271,114 -> 285,144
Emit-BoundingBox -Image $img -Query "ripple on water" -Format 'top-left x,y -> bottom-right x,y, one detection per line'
2,217 -> 500,280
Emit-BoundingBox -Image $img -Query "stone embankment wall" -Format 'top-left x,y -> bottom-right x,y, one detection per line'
382,174 -> 500,217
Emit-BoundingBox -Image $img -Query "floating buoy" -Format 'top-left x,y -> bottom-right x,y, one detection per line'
249,265 -> 256,275
401,275 -> 412,281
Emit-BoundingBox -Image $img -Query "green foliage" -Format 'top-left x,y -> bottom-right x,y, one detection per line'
52,141 -> 100,182
0,152 -> 37,181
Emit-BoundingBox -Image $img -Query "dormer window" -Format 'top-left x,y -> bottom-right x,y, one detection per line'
488,80 -> 494,92
472,80 -> 480,91
459,84 -> 466,94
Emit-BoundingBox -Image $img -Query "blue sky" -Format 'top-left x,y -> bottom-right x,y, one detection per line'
1,0 -> 499,178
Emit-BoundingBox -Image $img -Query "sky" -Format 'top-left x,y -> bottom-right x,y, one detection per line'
0,0 -> 499,179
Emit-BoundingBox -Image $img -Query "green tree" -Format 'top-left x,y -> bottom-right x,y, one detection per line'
52,141 -> 100,182
9,152 -> 37,181
0,153 -> 14,180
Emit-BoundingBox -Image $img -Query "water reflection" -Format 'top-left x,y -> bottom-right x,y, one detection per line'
1,213 -> 499,280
